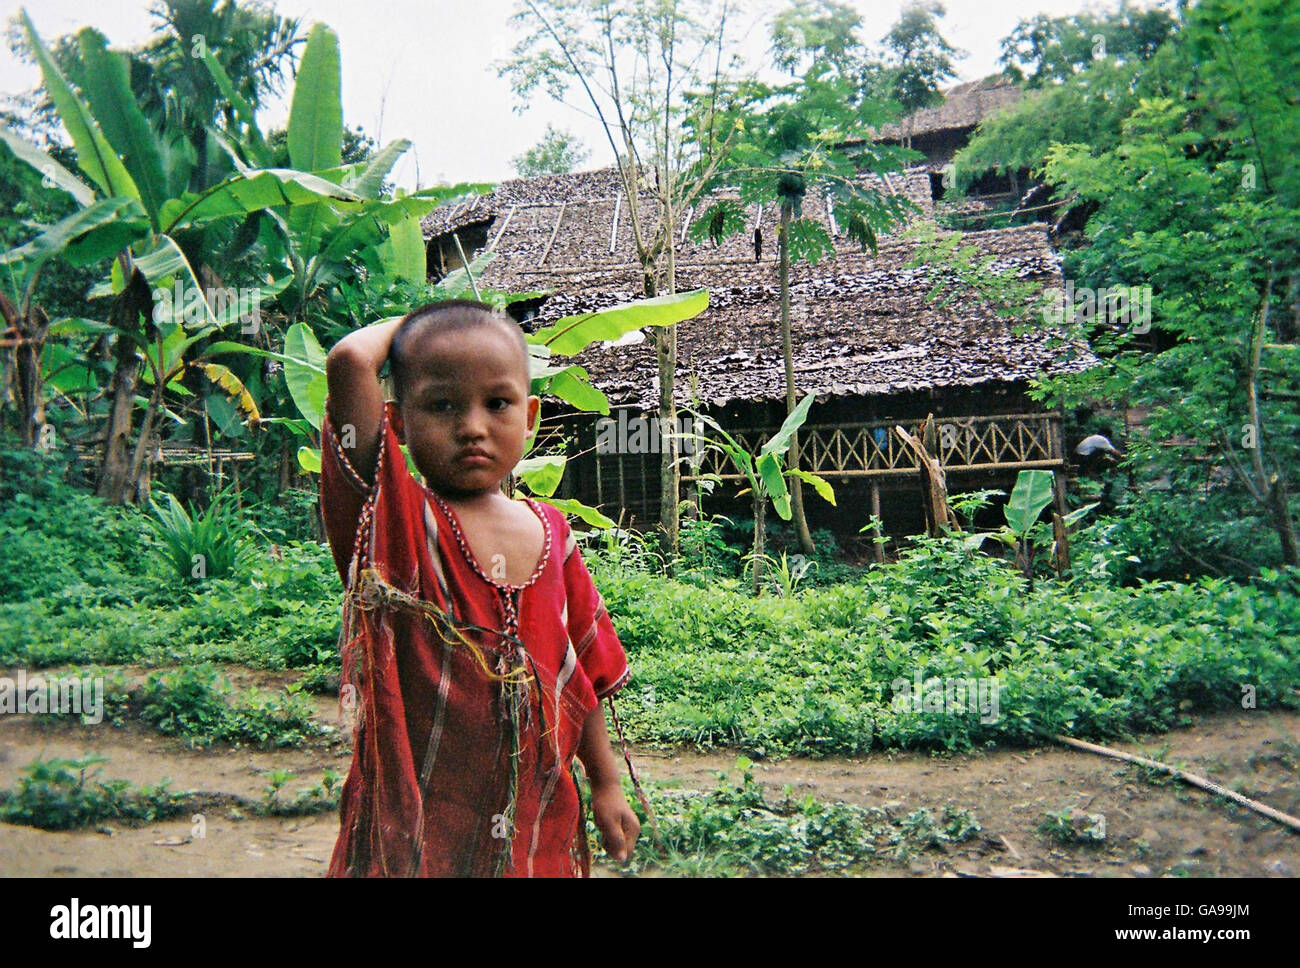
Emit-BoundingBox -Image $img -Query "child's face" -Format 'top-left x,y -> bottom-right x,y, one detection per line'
392,324 -> 539,499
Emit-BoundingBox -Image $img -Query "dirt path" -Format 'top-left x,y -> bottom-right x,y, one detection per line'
1,669 -> 1295,877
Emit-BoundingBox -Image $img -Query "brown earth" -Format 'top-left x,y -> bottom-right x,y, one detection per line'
1,666 -> 1296,878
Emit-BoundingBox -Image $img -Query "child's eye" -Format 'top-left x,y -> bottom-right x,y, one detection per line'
428,399 -> 453,413
488,398 -> 511,412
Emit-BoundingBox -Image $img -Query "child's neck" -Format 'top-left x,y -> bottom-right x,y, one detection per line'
435,484 -> 513,514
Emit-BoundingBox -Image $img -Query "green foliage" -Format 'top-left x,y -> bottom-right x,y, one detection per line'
877,1 -> 962,113
677,513 -> 741,577
0,453 -> 150,605
592,533 -> 1300,758
602,757 -> 982,876
260,768 -> 341,816
744,550 -> 816,597
511,124 -> 590,177
0,480 -> 341,670
998,1 -> 1177,87
1038,806 -> 1106,845
137,663 -> 327,748
0,755 -> 187,831
1004,470 -> 1054,536
145,487 -> 256,582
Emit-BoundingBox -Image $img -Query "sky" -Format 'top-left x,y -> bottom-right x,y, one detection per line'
1,0 -> 1115,188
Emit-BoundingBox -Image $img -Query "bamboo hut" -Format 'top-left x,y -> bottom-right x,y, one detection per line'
420,85 -> 1096,542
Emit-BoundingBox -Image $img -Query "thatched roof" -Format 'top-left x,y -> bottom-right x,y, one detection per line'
419,158 -> 1093,413
509,223 -> 1093,411
875,77 -> 1023,141
423,166 -> 935,289
421,167 -> 633,238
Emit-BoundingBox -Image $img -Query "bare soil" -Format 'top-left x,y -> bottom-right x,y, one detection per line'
1,666 -> 1296,878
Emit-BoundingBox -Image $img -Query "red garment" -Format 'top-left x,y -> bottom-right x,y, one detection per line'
319,401 -> 629,877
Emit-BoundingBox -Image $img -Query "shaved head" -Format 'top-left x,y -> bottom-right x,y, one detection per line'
389,299 -> 530,403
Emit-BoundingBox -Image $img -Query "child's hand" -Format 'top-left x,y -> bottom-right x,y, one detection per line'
590,778 -> 640,862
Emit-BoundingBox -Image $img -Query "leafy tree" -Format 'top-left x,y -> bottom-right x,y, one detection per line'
769,0 -> 865,78
502,0 -> 749,561
940,0 -> 1299,571
1040,101 -> 1299,567
0,11 -> 447,507
999,0 -> 1176,88
689,9 -> 915,554
874,1 -> 961,116
512,124 -> 591,177
950,2 -> 1178,194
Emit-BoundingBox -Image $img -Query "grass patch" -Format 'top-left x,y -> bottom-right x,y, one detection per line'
596,758 -> 983,877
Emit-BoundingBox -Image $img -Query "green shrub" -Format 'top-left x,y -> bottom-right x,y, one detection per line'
146,487 -> 256,583
593,535 -> 1300,757
0,755 -> 188,830
0,541 -> 342,671
138,664 -> 328,748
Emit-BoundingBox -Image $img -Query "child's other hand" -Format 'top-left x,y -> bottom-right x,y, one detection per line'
590,779 -> 640,862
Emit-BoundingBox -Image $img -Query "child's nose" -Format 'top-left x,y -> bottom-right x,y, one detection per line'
458,406 -> 489,438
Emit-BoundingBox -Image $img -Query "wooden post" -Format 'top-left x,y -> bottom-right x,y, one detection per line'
1049,415 -> 1069,520
897,415 -> 959,537
624,450 -> 633,523
870,481 -> 885,564
1051,511 -> 1071,577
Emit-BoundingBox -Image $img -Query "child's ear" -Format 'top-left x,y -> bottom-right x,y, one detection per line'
525,395 -> 541,440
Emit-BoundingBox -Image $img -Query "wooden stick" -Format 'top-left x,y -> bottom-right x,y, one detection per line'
1048,733 -> 1300,834
538,201 -> 567,266
451,232 -> 481,301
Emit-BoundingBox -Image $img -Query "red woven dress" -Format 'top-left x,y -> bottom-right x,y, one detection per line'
319,401 -> 629,877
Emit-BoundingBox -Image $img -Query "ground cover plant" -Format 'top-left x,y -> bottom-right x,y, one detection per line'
592,534 -> 1300,757
0,754 -> 343,831
592,758 -> 984,876
6,477 -> 1295,765
0,755 -> 188,831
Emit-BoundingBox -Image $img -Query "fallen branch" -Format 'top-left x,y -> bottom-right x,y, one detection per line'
1048,733 -> 1300,834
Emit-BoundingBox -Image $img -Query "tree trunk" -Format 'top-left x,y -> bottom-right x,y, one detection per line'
127,386 -> 163,505
752,493 -> 766,596
1267,476 -> 1300,567
96,264 -> 151,505
1,294 -> 48,448
779,202 -> 815,556
97,329 -> 140,505
278,438 -> 294,494
657,169 -> 680,567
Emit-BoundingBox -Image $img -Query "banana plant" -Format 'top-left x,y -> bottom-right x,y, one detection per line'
516,289 -> 711,526
684,393 -> 836,593
2,10 -> 364,502
965,469 -> 1096,587
203,24 -> 492,322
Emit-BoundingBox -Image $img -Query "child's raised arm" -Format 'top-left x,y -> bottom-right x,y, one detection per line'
324,318 -> 403,484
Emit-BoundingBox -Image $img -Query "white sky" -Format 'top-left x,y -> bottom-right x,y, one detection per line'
2,0 -> 1118,187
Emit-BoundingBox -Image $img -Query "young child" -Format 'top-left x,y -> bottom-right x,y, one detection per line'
320,299 -> 640,877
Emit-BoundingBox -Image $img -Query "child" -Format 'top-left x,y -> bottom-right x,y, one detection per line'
320,299 -> 640,877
